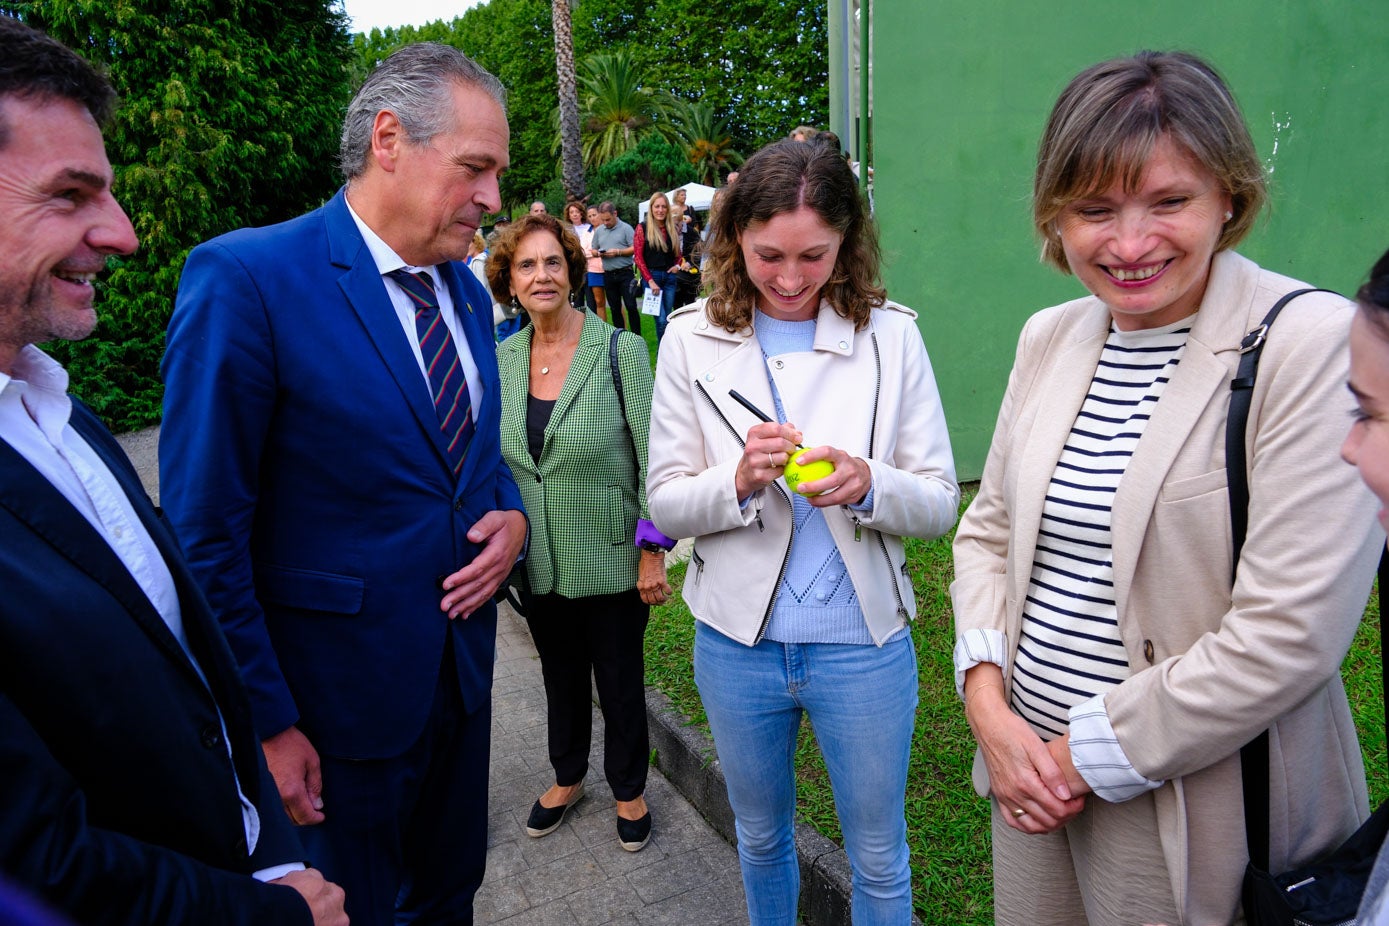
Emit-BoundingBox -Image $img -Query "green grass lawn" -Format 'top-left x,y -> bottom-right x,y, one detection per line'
643,489 -> 1386,924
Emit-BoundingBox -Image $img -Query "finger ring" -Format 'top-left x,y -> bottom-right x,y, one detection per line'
1011,807 -> 1027,819
768,452 -> 777,468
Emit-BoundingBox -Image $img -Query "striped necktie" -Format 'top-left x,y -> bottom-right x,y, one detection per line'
387,269 -> 474,477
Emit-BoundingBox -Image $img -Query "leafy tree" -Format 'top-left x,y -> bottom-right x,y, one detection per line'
589,134 -> 693,203
348,0 -> 829,209
578,51 -> 674,168
572,0 -> 828,150
666,98 -> 744,185
551,0 -> 585,200
350,0 -> 558,214
8,0 -> 353,429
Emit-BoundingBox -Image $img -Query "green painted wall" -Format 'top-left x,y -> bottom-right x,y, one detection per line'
870,2 -> 1389,478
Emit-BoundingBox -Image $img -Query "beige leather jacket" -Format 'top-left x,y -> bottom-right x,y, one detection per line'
648,298 -> 960,645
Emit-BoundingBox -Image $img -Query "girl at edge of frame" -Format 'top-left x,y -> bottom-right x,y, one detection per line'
951,50 -> 1383,925
1347,247 -> 1389,926
646,138 -> 961,925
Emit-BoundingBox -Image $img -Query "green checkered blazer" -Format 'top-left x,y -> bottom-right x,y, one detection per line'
498,311 -> 655,598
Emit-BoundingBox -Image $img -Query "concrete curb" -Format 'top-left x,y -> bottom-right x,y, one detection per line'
645,687 -> 863,926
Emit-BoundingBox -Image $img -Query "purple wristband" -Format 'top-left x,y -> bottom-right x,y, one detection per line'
635,519 -> 676,551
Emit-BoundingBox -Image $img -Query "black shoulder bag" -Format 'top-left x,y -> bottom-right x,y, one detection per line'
1233,289 -> 1389,925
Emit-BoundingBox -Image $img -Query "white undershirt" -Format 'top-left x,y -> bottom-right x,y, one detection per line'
0,345 -> 300,881
345,197 -> 483,420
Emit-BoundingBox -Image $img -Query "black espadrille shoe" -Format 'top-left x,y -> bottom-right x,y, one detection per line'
524,783 -> 584,838
616,811 -> 651,852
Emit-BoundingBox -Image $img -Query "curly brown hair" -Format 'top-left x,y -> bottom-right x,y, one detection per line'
485,213 -> 587,307
704,139 -> 884,332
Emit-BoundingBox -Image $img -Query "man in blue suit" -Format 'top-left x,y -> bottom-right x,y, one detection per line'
161,44 -> 528,926
0,16 -> 345,925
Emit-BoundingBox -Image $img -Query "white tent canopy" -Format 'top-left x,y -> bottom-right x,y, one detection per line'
637,182 -> 718,222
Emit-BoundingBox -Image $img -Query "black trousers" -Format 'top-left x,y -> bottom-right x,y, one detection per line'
675,276 -> 700,309
525,588 -> 650,800
602,266 -> 642,335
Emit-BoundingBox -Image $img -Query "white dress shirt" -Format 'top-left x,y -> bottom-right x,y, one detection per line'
345,198 -> 484,420
0,345 -> 301,881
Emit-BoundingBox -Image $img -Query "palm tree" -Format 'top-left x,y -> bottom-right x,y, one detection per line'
667,98 -> 744,185
551,0 -> 585,200
577,52 -> 672,169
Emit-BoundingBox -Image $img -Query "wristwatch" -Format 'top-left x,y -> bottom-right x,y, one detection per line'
639,540 -> 668,554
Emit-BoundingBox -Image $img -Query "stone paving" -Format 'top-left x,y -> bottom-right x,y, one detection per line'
481,603 -> 751,926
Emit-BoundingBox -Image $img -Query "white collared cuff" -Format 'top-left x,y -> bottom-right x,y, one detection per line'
252,862 -> 308,883
953,628 -> 1009,698
1068,693 -> 1164,803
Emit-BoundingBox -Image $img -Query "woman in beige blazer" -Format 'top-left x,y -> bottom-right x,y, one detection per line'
952,51 -> 1384,925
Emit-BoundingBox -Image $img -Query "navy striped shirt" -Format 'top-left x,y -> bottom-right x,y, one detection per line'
1011,317 -> 1191,739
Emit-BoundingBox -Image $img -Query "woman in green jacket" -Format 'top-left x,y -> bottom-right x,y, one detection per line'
487,213 -> 675,853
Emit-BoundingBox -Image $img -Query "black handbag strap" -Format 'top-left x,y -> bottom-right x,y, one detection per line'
1226,289 -> 1336,575
609,329 -> 640,468
1231,288 -> 1388,872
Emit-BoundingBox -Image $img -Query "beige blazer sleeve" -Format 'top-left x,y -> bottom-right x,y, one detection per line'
1105,287 -> 1382,781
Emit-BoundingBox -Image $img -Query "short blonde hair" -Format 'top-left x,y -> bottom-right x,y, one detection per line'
1034,51 -> 1266,273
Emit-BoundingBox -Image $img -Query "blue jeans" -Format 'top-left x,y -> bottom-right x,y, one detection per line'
694,623 -> 917,925
645,269 -> 677,341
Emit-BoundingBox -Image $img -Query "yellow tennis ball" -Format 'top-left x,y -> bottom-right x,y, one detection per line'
783,453 -> 835,494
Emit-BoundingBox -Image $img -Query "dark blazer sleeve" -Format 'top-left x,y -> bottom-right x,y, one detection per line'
245,743 -> 305,875
0,694 -> 311,926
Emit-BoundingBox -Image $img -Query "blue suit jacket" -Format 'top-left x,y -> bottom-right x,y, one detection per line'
161,189 -> 524,759
0,400 -> 309,925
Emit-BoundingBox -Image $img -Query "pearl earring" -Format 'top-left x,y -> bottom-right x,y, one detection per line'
1223,211 -> 1233,222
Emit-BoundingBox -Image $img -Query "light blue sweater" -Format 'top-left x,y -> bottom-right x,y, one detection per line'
755,311 -> 884,645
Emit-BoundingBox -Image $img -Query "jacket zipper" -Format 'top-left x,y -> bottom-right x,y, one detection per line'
757,483 -> 795,643
694,377 -> 794,642
690,547 -> 705,586
850,331 -> 882,544
864,331 -> 909,623
867,332 -> 882,459
695,377 -> 766,529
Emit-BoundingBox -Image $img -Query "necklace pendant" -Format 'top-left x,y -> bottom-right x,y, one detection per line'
540,366 -> 550,375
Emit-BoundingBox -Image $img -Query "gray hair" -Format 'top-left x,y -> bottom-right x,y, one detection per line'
339,42 -> 506,181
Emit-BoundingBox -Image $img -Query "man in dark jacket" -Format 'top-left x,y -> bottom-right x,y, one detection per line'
0,16 -> 345,926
